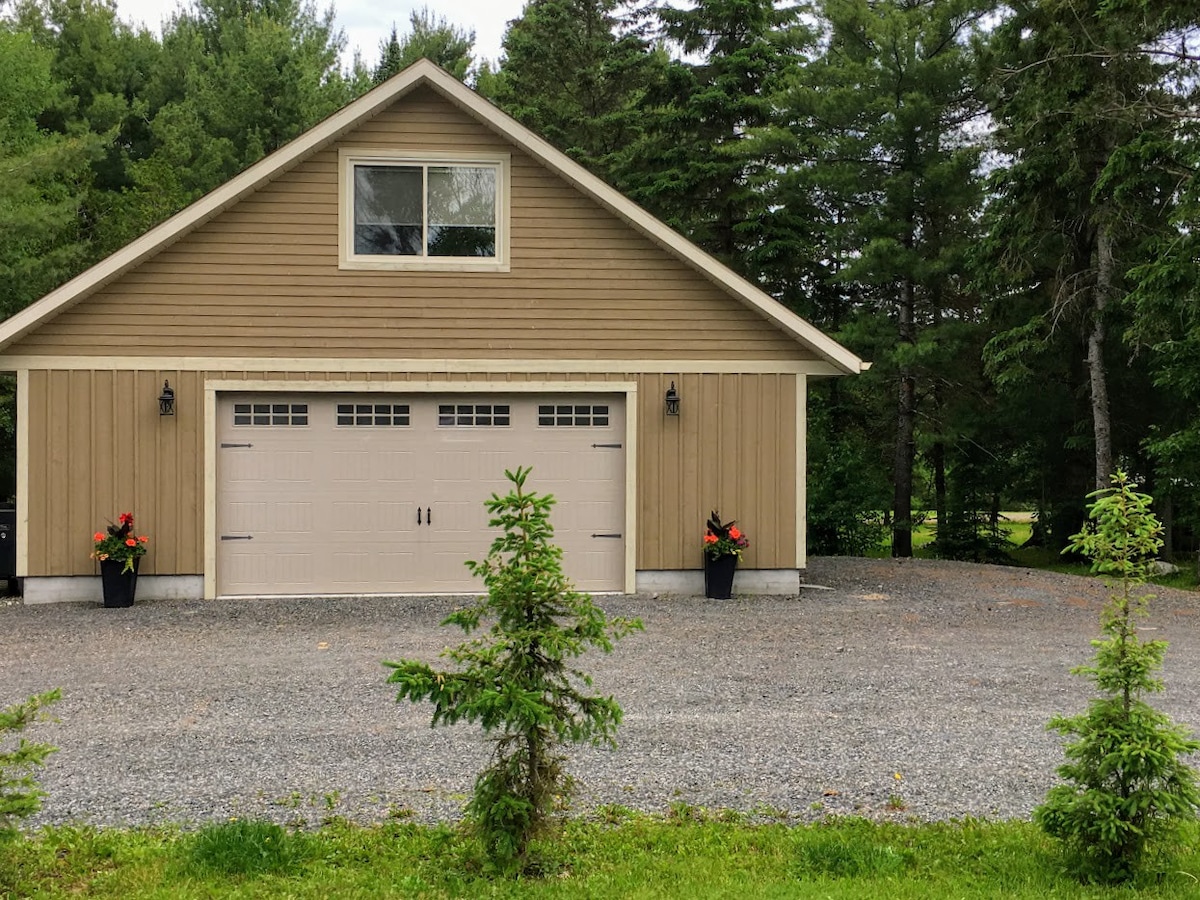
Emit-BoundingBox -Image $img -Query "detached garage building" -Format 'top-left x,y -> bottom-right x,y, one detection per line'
0,61 -> 865,603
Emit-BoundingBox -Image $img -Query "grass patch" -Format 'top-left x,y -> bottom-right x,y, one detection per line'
868,513 -> 1200,590
183,819 -> 313,877
2,816 -> 1200,898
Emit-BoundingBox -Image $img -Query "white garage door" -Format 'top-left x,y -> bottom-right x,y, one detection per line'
216,393 -> 625,596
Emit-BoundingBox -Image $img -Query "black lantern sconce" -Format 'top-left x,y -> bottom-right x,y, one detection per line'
158,380 -> 176,417
664,381 -> 681,417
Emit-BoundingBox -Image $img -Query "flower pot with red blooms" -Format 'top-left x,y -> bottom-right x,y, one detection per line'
702,511 -> 749,600
91,512 -> 149,608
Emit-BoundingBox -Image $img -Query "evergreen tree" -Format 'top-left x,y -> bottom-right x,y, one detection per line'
979,0 -> 1185,498
1036,471 -> 1200,882
493,0 -> 663,179
775,0 -> 989,556
615,0 -> 810,269
386,468 -> 642,870
372,6 -> 475,85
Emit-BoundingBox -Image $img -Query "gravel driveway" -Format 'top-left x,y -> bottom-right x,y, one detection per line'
4,556 -> 1200,829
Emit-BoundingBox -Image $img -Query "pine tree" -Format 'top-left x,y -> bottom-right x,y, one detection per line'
372,6 -> 475,85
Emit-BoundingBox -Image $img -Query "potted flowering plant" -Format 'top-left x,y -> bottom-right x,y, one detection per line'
91,512 -> 148,607
703,511 -> 748,599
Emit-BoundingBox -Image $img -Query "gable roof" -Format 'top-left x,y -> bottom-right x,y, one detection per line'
0,59 -> 865,375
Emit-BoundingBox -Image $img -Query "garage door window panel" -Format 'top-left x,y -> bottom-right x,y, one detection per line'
439,404 -> 510,427
337,403 -> 411,426
538,404 -> 610,427
233,403 -> 309,426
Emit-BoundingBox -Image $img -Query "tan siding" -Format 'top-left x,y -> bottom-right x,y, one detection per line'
28,369 -> 205,576
9,86 -> 811,361
25,369 -> 796,577
637,373 -> 796,571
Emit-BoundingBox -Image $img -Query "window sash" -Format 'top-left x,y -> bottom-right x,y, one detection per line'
353,162 -> 497,260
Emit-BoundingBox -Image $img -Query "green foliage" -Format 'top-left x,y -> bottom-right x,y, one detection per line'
184,819 -> 312,876
614,0 -> 811,268
0,688 -> 61,838
806,385 -> 890,556
384,466 -> 642,870
794,830 -> 914,879
8,817 -> 1200,898
373,6 -> 475,85
1034,470 -> 1200,882
493,0 -> 665,182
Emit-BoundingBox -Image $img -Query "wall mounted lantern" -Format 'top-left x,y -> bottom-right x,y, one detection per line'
158,380 -> 176,417
664,381 -> 681,417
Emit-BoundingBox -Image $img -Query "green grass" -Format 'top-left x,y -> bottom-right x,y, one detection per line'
3,816 -> 1200,898
868,513 -> 1200,590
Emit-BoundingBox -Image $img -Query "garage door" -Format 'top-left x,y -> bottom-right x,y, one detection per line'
216,393 -> 625,596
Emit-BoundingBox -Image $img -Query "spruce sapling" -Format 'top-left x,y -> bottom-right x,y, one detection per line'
385,466 -> 642,870
1034,470 -> 1200,882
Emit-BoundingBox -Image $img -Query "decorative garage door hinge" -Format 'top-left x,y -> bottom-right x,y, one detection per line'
220,442 -> 253,449
591,443 -> 622,449
220,534 -> 254,541
590,533 -> 622,539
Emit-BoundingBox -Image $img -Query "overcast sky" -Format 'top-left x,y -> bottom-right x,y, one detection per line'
112,0 -> 529,70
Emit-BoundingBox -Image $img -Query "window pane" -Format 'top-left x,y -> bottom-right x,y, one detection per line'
354,165 -> 422,256
428,166 -> 496,258
428,167 -> 495,226
428,225 -> 495,257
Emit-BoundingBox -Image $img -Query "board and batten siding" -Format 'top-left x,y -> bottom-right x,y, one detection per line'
7,87 -> 811,361
23,369 -> 797,579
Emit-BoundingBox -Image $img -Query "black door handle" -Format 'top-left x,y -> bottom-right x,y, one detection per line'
426,507 -> 432,525
417,507 -> 422,525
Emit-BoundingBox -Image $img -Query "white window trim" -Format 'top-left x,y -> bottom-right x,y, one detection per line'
338,148 -> 510,272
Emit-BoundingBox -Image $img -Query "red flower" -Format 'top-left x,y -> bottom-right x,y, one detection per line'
704,533 -> 718,544
728,527 -> 742,540
93,531 -> 105,542
137,536 -> 149,543
118,512 -> 133,526
125,538 -> 137,547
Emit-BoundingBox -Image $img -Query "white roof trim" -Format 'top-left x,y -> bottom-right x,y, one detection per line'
0,60 -> 865,374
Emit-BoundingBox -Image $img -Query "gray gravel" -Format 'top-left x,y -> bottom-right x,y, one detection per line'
4,556 -> 1200,830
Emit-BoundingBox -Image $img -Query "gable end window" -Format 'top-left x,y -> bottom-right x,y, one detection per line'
340,151 -> 509,271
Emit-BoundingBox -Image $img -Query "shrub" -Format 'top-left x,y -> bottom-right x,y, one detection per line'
384,466 -> 643,871
1033,470 -> 1200,882
0,688 -> 61,839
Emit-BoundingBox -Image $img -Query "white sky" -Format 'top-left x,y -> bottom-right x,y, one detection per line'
112,0 -> 529,70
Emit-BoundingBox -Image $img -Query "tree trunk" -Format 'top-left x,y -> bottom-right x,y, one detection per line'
931,303 -> 946,547
1089,227 -> 1115,491
893,278 -> 916,558
932,437 -> 946,547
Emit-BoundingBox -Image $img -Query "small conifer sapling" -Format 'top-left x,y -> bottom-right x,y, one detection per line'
1034,470 -> 1200,882
0,688 -> 61,838
384,466 -> 642,870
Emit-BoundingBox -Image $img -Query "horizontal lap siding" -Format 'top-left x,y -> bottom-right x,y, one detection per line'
26,370 -> 796,576
9,88 -> 809,361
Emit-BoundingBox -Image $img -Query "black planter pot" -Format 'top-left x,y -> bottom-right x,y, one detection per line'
704,553 -> 737,599
100,558 -> 139,608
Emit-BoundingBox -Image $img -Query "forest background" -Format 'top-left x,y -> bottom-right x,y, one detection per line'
2,0 -> 1198,561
